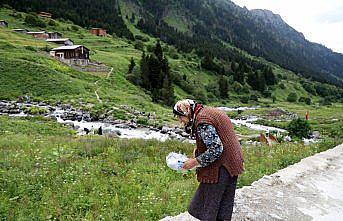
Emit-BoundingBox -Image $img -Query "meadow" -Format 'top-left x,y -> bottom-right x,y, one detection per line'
0,116 -> 340,220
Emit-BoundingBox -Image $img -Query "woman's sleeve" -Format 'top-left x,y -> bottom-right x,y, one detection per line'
195,124 -> 223,167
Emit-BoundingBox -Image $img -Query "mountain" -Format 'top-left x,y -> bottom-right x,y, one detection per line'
130,0 -> 343,86
2,0 -> 342,86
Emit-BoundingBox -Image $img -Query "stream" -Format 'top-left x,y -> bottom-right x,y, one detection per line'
1,101 -> 287,142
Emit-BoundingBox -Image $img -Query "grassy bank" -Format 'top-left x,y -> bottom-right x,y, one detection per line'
0,116 -> 341,220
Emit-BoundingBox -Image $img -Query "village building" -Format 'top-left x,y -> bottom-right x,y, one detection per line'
90,28 -> 107,37
38,12 -> 52,19
46,38 -> 74,46
26,31 -> 49,40
47,31 -> 62,39
12,28 -> 29,33
0,20 -> 8,28
50,45 -> 90,66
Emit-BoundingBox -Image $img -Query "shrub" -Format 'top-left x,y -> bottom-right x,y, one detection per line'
134,40 -> 144,51
262,90 -> 272,98
287,118 -> 311,138
240,96 -> 249,104
135,35 -> 149,42
24,46 -> 37,52
305,98 -> 311,105
25,14 -> 46,28
71,25 -> 79,31
250,94 -> 258,102
279,83 -> 286,89
287,92 -> 298,102
48,19 -> 56,26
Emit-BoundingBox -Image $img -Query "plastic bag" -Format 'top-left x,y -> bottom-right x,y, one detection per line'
166,152 -> 189,171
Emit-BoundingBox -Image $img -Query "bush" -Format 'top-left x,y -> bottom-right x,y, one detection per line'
134,40 -> 144,51
135,35 -> 149,42
250,94 -> 258,102
48,19 -> 56,26
279,83 -> 286,89
262,90 -> 272,98
287,92 -> 298,102
287,118 -> 311,138
299,97 -> 311,105
24,46 -> 37,52
25,14 -> 46,28
71,25 -> 79,31
240,96 -> 249,104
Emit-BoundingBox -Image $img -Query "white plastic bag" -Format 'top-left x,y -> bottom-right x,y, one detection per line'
166,152 -> 189,171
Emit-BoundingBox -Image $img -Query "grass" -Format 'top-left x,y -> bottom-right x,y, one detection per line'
0,116 -> 341,220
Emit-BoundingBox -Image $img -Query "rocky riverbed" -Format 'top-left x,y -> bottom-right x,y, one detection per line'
0,100 -> 291,143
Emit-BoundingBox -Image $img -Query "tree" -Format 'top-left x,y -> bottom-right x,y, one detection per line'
263,67 -> 276,85
287,92 -> 298,102
154,40 -> 163,61
287,118 -> 311,138
128,57 -> 136,74
25,14 -> 46,28
218,76 -> 229,98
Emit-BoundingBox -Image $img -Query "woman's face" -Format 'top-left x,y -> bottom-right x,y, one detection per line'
178,115 -> 190,126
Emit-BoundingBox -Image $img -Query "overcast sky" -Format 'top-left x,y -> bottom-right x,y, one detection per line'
231,0 -> 343,53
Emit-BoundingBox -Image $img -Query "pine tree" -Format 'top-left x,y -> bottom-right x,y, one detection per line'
128,57 -> 136,74
154,41 -> 163,61
140,51 -> 150,89
218,75 -> 229,98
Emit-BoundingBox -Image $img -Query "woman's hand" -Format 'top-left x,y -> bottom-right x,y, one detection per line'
182,158 -> 199,170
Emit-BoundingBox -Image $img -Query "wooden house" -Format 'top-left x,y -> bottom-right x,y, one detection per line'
46,38 -> 74,46
26,31 -> 49,40
47,31 -> 62,39
90,28 -> 107,37
50,45 -> 90,66
0,20 -> 8,27
38,12 -> 52,19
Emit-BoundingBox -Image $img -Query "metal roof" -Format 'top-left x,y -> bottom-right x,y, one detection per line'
46,38 -> 72,42
51,45 -> 89,51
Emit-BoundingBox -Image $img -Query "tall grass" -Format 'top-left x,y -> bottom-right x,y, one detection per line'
0,116 -> 341,220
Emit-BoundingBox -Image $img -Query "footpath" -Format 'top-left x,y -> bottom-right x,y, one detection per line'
161,144 -> 343,221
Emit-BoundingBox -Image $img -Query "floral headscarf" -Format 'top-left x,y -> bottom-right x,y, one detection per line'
173,99 -> 196,117
173,99 -> 203,135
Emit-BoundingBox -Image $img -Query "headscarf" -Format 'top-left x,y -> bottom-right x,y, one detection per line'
173,99 -> 203,135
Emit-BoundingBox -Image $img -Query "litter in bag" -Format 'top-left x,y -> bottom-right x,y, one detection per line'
166,152 -> 189,171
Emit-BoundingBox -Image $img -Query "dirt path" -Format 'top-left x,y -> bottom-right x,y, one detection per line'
107,67 -> 113,79
161,143 -> 343,221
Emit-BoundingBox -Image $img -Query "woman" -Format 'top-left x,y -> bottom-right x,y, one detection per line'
173,99 -> 244,221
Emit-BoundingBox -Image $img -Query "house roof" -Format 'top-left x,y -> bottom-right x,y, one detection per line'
12,28 -> 28,31
27,31 -> 46,34
46,38 -> 72,42
48,31 -> 62,34
51,45 -> 89,51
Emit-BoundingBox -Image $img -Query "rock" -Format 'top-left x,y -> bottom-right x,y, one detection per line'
63,122 -> 74,127
161,126 -> 170,134
312,131 -> 320,139
181,132 -> 189,137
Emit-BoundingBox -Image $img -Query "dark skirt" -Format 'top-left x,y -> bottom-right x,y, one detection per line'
188,167 -> 237,221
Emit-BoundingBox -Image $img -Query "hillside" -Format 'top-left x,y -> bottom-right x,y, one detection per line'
0,7 -> 342,120
2,0 -> 343,87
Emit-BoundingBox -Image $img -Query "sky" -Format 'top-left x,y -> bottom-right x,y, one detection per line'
231,0 -> 343,53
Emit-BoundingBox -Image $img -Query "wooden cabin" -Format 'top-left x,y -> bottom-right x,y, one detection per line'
46,38 -> 74,46
50,45 -> 90,66
38,12 -> 52,19
47,31 -> 62,39
0,20 -> 8,28
26,31 -> 49,40
90,28 -> 107,37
